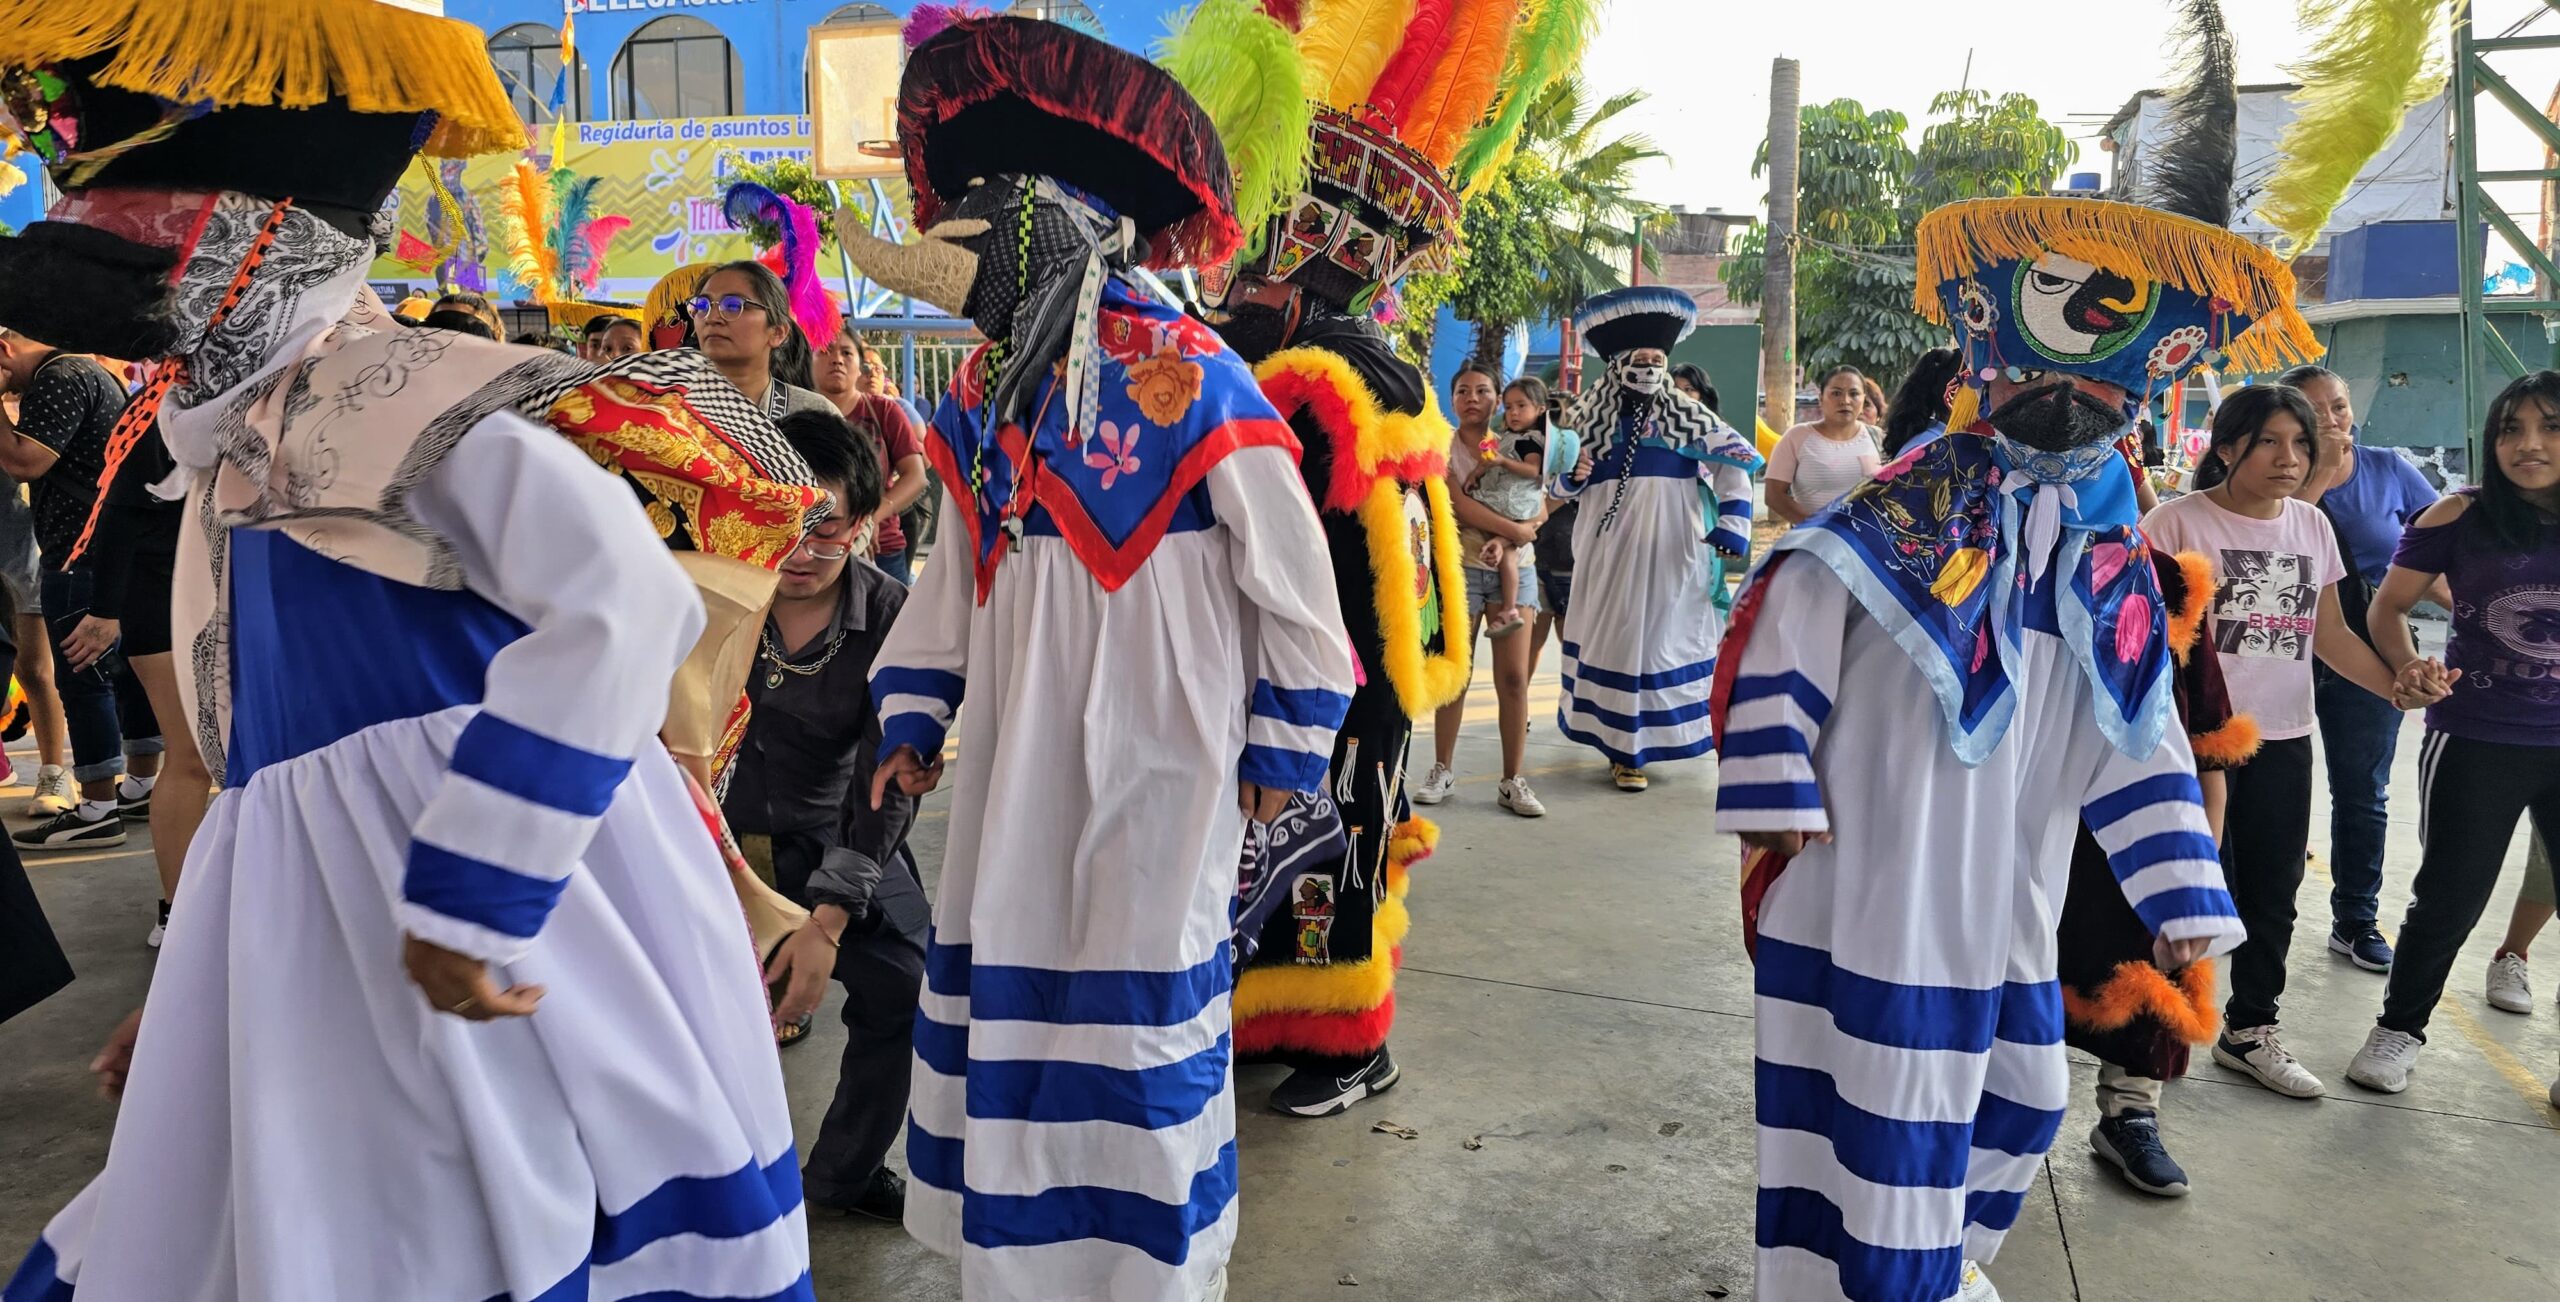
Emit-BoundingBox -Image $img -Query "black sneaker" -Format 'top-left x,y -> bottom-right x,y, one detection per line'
14,806 -> 126,852
1269,1047 -> 1401,1118
2329,924 -> 2394,973
2090,1112 -> 2190,1197
811,1166 -> 906,1223
116,780 -> 153,819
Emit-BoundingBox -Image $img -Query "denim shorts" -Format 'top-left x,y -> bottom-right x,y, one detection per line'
1463,563 -> 1538,622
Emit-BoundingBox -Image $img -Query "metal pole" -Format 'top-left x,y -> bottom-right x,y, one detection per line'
1760,57 -> 1802,437
2457,10 -> 2487,463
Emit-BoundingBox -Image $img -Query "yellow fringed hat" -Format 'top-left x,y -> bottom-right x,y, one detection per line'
643,262 -> 721,351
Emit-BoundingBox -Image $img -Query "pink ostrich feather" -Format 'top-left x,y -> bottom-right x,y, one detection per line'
723,182 -> 839,347
905,3 -> 989,48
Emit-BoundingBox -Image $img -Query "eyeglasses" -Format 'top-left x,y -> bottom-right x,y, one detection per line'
794,510 -> 864,561
685,294 -> 765,322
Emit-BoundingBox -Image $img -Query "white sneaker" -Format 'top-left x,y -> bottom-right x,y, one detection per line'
1411,763 -> 1455,806
2212,1023 -> 2326,1098
1948,1260 -> 2001,1302
2488,953 -> 2534,1014
1497,776 -> 1546,818
29,764 -> 72,814
2346,1025 -> 2424,1094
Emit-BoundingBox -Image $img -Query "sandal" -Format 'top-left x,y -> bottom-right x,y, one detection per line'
777,1011 -> 815,1049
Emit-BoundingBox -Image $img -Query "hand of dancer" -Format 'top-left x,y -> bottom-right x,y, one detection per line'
1571,449 -> 1594,484
766,905 -> 848,1029
62,615 -> 119,673
403,934 -> 545,1021
2153,934 -> 2211,971
1238,781 -> 1290,825
870,745 -> 945,809
1739,829 -> 1832,858
91,1007 -> 143,1100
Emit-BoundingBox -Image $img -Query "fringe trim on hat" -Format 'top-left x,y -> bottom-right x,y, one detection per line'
1914,197 -> 2324,375
644,262 -> 719,331
0,0 -> 524,158
1155,0 -> 1314,238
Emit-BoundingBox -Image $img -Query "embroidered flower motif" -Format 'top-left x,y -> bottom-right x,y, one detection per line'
1086,420 -> 1142,490
2116,591 -> 2154,662
1125,341 -> 1204,427
1932,547 -> 1991,607
1155,313 -> 1224,358
2147,325 -> 2208,377
2089,540 -> 2131,593
1098,311 -> 1151,366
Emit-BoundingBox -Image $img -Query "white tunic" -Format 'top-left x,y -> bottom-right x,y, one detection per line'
1718,556 -> 2241,1302
8,414 -> 810,1301
872,447 -> 1354,1302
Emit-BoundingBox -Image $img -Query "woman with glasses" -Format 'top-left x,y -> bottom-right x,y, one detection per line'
690,261 -> 834,423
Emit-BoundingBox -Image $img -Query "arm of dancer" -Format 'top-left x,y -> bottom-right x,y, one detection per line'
1707,461 -> 1756,559
2078,729 -> 2245,966
399,409 -> 712,969
1714,557 -> 1845,854
1210,445 -> 1356,818
868,487 -> 974,808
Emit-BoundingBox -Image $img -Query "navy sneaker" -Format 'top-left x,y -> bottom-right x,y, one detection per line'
2091,1111 -> 2189,1197
2330,924 -> 2394,973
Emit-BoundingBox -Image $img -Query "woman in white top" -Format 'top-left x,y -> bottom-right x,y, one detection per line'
1764,365 -> 1882,523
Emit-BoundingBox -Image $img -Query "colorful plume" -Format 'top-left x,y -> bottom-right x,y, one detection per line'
1368,0 -> 1458,125
1298,0 -> 1416,110
1159,0 -> 1318,235
723,180 -> 838,347
2256,0 -> 2451,257
1259,0 -> 1308,29
1402,0 -> 1522,168
904,2 -> 988,49
1448,0 -> 1601,192
498,158 -> 563,306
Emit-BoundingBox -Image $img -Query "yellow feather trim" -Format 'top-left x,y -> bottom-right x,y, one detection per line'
1384,815 -> 1435,895
2256,0 -> 2451,259
1231,871 -> 1412,1019
1254,347 -> 1451,475
0,0 -> 524,158
1914,197 -> 2323,376
1297,0 -> 1416,111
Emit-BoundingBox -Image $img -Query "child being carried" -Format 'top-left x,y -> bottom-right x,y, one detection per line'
1465,379 -> 1555,636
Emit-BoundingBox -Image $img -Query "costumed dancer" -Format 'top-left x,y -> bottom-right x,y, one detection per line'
1165,0 -> 1569,1116
0,5 -> 821,1298
1553,287 -> 1762,792
838,12 -> 1355,1299
2059,549 -> 2258,1198
1707,8 -> 2341,1294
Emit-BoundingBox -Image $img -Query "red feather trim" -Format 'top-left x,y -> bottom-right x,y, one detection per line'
1235,990 -> 1396,1058
1370,0 -> 1458,126
1260,0 -> 1308,30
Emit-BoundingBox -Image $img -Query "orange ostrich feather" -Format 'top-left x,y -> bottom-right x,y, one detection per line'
1403,0 -> 1521,169
499,159 -> 563,307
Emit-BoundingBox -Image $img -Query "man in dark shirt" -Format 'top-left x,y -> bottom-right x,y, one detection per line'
725,407 -> 924,1223
0,333 -> 158,852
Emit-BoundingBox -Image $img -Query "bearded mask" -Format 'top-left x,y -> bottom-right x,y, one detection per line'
1984,372 -> 2133,453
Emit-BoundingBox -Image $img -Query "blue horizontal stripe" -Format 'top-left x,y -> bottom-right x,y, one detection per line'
1719,496 -> 1756,517
1555,710 -> 1718,770
404,842 -> 571,940
1965,1187 -> 2027,1234
2132,884 -> 2242,935
1239,742 -> 1329,794
1728,671 -> 1834,725
1719,724 -> 1811,760
968,1140 -> 1239,1267
2106,831 -> 2224,883
4,1239 -> 71,1302
619,1274 -> 816,1302
966,1035 -> 1230,1129
924,939 -> 1229,1027
913,1008 -> 966,1077
1707,527 -> 1753,556
871,665 -> 965,707
907,1117 -> 962,1194
1757,937 -> 2060,1053
879,712 -> 947,764
1559,641 -> 1717,694
1970,1090 -> 2066,1157
592,1151 -> 803,1266
1757,1186 -> 1962,1302
1716,781 -> 1824,812
1755,1060 -> 1966,1189
1560,681 -> 1717,734
1251,680 -> 1351,730
449,713 -> 631,818
2082,771 -> 2202,833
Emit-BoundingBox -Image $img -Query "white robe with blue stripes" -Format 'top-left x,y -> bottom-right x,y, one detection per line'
6,412 -> 811,1302
871,448 -> 1354,1302
1716,557 -> 2243,1302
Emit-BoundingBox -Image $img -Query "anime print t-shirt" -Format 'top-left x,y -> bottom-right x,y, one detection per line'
2141,491 -> 2345,741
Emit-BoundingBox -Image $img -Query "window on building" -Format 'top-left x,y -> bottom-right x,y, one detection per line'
1006,0 -> 1101,26
611,16 -> 744,121
822,3 -> 898,22
489,23 -> 587,123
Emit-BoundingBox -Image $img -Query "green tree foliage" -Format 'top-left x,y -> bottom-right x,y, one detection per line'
1724,90 -> 2079,390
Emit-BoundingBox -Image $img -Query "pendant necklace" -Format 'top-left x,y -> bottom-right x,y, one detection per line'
760,626 -> 849,689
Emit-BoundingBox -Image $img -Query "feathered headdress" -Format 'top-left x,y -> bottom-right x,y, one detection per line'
1156,0 -> 1315,236
499,159 -> 563,307
2139,0 -> 2240,225
723,180 -> 839,349
2255,0 -> 2452,257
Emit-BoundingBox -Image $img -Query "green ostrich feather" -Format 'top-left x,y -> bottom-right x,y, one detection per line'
1157,0 -> 1316,239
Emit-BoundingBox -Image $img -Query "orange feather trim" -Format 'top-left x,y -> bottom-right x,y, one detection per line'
1403,0 -> 1521,169
2063,958 -> 2219,1044
2164,549 -> 2214,662
2189,713 -> 2262,770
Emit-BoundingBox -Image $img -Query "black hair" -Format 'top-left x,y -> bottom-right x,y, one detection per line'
1503,375 -> 1552,435
2474,370 -> 2560,552
775,408 -> 886,522
706,261 -> 816,392
422,309 -> 496,340
581,315 -> 619,340
1817,365 -> 1863,389
434,290 -> 494,316
1882,347 -> 1963,457
2276,364 -> 2341,391
1671,363 -> 1719,414
1452,358 -> 1501,391
2190,384 -> 2320,492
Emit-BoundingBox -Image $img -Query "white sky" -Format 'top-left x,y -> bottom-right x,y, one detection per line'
1583,0 -> 2547,219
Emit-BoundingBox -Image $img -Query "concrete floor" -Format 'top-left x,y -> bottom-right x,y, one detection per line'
5,647 -> 2559,1301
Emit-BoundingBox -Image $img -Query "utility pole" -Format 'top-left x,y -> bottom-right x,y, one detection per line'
1761,57 -> 1802,437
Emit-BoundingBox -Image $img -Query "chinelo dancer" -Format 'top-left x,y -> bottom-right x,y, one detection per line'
1162,0 -> 1589,1117
1552,286 -> 1762,792
1701,5 -> 2412,1296
0,2 -> 824,1299
833,9 -> 1356,1298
